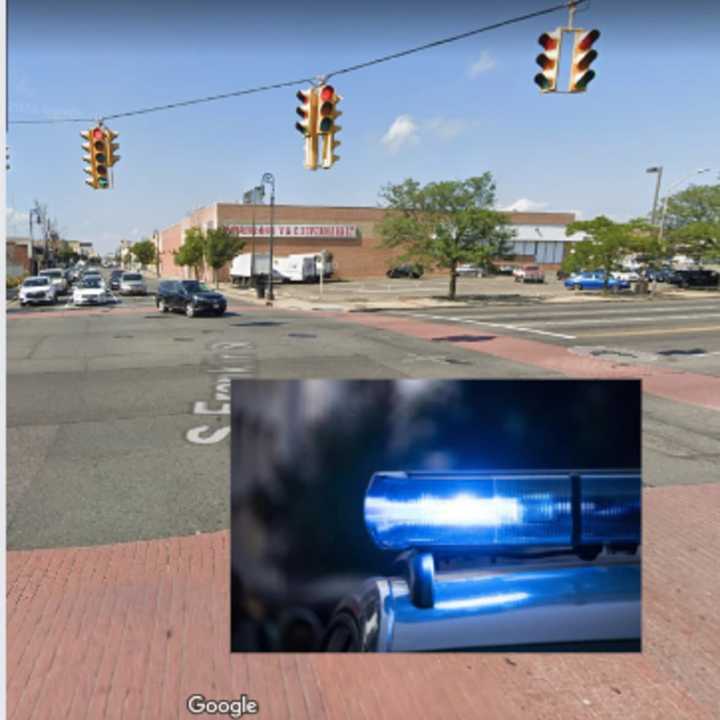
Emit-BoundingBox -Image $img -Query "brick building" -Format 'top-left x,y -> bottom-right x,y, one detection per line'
6,237 -> 36,277
158,203 -> 585,281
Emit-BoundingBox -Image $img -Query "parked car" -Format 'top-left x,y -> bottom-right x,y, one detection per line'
493,264 -> 516,276
514,265 -> 545,283
119,272 -> 148,296
38,268 -> 69,294
73,276 -> 112,306
644,267 -> 674,283
667,269 -> 719,288
109,269 -> 125,291
156,280 -> 227,317
564,272 -> 631,292
611,269 -> 641,282
386,263 -> 424,279
455,264 -> 484,277
18,276 -> 58,306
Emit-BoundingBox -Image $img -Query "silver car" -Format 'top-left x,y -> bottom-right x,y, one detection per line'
119,272 -> 147,296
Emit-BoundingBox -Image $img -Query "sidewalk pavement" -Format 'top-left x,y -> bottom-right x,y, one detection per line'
7,483 -> 720,720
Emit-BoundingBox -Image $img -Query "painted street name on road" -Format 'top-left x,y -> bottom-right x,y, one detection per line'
187,341 -> 256,445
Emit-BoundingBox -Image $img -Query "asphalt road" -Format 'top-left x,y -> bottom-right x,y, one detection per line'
6,285 -> 719,550
390,297 -> 720,376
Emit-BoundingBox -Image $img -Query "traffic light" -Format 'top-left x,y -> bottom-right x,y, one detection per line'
81,126 -> 110,189
316,84 -> 342,169
569,29 -> 600,92
105,128 -> 120,167
534,29 -> 561,93
295,88 -> 318,170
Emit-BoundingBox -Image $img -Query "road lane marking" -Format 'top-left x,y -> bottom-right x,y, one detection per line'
403,313 -> 577,340
402,303 -> 720,323
577,325 -> 720,338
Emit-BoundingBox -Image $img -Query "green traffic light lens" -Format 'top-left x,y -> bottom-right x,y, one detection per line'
575,70 -> 596,89
98,177 -> 109,187
534,73 -> 550,89
319,118 -> 333,132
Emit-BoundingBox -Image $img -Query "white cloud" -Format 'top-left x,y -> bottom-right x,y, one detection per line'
468,51 -> 496,78
381,115 -> 419,154
501,198 -> 549,213
426,117 -> 469,141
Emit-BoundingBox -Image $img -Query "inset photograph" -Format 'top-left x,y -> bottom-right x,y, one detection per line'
231,380 -> 641,652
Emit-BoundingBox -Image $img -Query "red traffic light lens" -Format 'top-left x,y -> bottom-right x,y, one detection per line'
92,128 -> 104,140
578,29 -> 600,51
538,33 -> 558,51
320,85 -> 335,102
296,90 -> 308,103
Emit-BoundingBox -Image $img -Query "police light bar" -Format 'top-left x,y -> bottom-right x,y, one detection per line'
364,470 -> 641,552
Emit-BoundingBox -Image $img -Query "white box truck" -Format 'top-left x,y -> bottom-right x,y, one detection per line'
230,253 -> 283,287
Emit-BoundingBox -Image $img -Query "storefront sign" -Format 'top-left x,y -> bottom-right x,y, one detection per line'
224,224 -> 358,239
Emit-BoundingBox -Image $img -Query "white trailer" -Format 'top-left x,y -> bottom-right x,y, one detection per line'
230,253 -> 282,287
287,252 -> 334,280
273,255 -> 317,283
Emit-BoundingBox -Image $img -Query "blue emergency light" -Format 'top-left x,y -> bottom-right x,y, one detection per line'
364,470 -> 641,552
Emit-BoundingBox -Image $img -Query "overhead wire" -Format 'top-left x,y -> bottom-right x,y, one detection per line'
8,1 -> 586,126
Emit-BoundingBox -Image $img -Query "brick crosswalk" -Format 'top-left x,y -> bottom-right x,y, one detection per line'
7,484 -> 720,720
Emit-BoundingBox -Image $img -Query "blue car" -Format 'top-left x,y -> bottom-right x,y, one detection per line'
564,271 -> 630,292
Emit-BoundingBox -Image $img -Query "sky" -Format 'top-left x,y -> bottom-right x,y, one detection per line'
6,0 -> 720,254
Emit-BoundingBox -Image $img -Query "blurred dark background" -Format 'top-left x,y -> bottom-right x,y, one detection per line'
230,379 -> 640,651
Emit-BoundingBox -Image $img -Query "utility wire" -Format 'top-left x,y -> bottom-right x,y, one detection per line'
9,1 -> 585,125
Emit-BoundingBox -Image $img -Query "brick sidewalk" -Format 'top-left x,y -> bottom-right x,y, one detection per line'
7,484 -> 720,720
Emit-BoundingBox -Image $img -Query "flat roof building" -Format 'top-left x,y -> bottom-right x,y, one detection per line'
158,203 -> 586,281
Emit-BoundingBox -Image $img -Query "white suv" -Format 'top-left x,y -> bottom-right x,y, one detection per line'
19,276 -> 59,306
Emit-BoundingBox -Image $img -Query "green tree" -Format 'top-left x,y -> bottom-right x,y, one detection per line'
664,183 -> 720,230
376,174 -> 515,299
563,216 -> 642,291
204,227 -> 246,288
667,221 -> 720,263
56,241 -> 79,266
131,239 -> 156,269
173,227 -> 206,280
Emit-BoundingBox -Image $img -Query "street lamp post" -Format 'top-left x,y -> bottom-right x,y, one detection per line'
261,173 -> 276,301
645,166 -> 663,225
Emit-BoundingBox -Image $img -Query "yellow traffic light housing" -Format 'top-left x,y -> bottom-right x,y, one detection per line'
105,128 -> 121,167
569,29 -> 600,92
316,85 -> 342,169
81,124 -> 119,189
295,88 -> 319,170
534,29 -> 562,93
